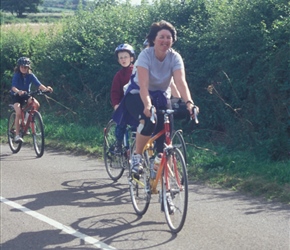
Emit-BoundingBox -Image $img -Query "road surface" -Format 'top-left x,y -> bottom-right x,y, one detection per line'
1,144 -> 289,250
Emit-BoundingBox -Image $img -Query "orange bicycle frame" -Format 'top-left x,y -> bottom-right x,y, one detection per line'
142,113 -> 181,194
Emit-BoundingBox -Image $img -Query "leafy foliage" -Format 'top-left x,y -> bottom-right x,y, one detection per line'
1,0 -> 289,161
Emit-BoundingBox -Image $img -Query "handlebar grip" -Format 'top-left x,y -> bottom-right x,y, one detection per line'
13,91 -> 28,96
193,107 -> 199,124
189,106 -> 199,124
150,106 -> 156,124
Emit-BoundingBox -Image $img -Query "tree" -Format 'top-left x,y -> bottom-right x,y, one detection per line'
1,0 -> 43,17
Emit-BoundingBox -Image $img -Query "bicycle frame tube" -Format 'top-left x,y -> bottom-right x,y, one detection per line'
142,113 -> 174,193
153,149 -> 183,193
21,98 -> 36,134
143,129 -> 165,156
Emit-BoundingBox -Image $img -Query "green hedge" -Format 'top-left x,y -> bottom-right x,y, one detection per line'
1,0 -> 289,160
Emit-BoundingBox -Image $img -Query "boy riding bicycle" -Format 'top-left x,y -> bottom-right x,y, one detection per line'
110,44 -> 135,152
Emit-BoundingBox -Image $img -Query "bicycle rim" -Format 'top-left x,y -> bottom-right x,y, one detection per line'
32,111 -> 45,157
171,130 -> 187,164
129,170 -> 151,216
129,143 -> 151,215
103,120 -> 125,181
162,147 -> 188,233
7,111 -> 22,153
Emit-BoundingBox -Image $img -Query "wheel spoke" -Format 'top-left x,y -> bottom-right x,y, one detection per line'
163,147 -> 188,233
7,111 -> 22,153
103,120 -> 125,181
129,141 -> 151,215
32,112 -> 45,157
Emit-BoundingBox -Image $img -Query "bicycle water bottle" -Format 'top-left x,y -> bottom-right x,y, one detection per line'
154,153 -> 163,172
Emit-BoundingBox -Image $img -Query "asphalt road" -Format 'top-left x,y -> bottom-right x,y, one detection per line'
1,143 -> 289,250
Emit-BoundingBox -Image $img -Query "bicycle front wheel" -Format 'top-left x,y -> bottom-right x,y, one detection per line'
31,111 -> 45,157
7,111 -> 22,153
103,120 -> 125,181
162,147 -> 188,233
171,129 -> 187,164
128,140 -> 151,216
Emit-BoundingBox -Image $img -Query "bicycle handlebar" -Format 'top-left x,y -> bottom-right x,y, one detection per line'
150,106 -> 156,124
14,89 -> 50,97
193,106 -> 199,124
150,105 -> 199,124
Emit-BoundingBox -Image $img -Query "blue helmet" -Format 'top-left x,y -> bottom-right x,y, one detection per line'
17,57 -> 31,68
115,44 -> 135,58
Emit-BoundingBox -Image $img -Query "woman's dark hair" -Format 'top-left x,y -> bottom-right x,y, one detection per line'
146,20 -> 177,47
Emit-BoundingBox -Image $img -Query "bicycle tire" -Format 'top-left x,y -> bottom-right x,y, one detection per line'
32,111 -> 45,157
162,147 -> 188,233
7,111 -> 22,153
171,129 -> 187,164
103,119 -> 125,181
128,139 -> 151,215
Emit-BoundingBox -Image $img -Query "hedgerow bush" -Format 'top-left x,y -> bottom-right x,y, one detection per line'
1,0 -> 289,160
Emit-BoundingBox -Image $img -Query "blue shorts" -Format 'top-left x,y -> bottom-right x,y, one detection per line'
11,94 -> 30,107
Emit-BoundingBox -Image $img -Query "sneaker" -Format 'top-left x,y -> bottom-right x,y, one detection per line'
166,192 -> 176,214
14,135 -> 24,143
131,154 -> 143,174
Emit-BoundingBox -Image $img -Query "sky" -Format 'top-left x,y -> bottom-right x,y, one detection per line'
122,0 -> 153,5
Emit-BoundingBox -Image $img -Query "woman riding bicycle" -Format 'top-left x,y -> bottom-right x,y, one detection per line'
113,20 -> 198,174
10,57 -> 53,143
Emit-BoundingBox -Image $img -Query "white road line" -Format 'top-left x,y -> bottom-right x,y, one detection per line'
1,196 -> 116,250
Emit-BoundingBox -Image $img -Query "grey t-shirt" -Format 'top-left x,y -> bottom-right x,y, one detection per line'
131,47 -> 184,98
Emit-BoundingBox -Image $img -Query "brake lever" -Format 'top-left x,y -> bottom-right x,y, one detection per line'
190,106 -> 199,124
150,106 -> 156,124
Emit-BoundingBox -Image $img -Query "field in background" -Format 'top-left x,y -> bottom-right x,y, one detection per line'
1,23 -> 58,34
0,11 -> 73,25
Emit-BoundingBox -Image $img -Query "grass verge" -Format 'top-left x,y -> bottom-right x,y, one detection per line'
1,117 -> 289,204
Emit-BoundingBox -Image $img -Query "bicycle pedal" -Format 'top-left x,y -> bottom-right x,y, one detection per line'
132,173 -> 140,180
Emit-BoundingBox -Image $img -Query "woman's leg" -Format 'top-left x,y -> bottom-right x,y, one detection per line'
125,94 -> 152,173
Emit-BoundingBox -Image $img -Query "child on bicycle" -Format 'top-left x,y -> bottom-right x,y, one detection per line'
10,57 -> 53,143
111,44 -> 135,152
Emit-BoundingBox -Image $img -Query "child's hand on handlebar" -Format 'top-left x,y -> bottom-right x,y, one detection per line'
45,86 -> 53,93
16,90 -> 27,96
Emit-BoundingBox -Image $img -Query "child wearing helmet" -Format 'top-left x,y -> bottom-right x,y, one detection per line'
111,44 -> 135,152
111,44 -> 135,110
10,57 -> 53,143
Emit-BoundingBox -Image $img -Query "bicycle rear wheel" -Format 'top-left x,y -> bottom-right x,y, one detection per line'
103,120 -> 125,181
128,140 -> 151,215
7,111 -> 22,153
171,129 -> 187,164
31,111 -> 45,157
162,147 -> 188,233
